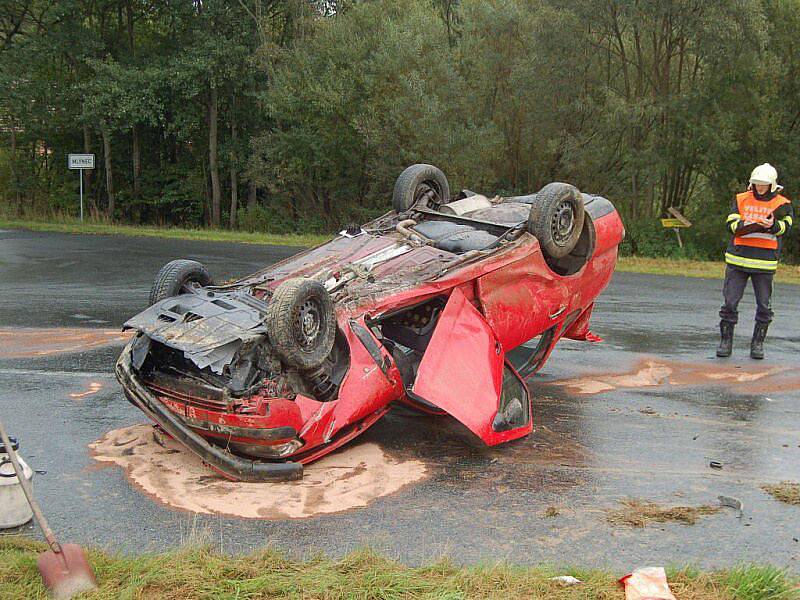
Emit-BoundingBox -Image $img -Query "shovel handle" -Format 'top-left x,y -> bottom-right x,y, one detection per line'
0,420 -> 62,555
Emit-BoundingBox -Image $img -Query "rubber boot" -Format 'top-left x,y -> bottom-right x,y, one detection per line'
750,322 -> 768,360
716,321 -> 734,357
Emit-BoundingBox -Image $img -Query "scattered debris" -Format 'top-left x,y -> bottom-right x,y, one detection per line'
607,499 -> 721,528
761,481 -> 800,505
543,506 -> 560,518
550,575 -> 582,585
619,567 -> 676,600
718,495 -> 744,518
709,461 -> 723,470
638,406 -> 658,416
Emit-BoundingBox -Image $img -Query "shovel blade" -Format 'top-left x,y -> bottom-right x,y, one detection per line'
37,544 -> 97,600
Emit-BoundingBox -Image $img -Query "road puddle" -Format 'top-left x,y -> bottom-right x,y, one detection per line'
89,424 -> 428,519
552,358 -> 789,395
0,328 -> 131,358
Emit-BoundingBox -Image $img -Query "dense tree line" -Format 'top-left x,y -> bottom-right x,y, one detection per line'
1,0 -> 798,261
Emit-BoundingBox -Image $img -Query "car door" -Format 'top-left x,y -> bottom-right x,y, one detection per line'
411,287 -> 532,445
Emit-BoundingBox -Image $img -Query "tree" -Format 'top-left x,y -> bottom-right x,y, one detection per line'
250,0 -> 495,227
0,0 -> 798,265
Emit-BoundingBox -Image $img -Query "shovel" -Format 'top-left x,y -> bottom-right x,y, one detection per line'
0,420 -> 97,599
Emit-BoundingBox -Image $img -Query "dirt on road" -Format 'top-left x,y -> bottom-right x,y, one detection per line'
551,357 -> 794,395
0,327 -> 131,358
89,424 -> 429,519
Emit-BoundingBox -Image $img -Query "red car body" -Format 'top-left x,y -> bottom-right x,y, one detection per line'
116,187 -> 623,482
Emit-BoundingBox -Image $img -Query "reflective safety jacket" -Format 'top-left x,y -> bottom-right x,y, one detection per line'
725,190 -> 794,272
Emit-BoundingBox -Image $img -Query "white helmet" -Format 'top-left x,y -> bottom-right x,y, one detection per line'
749,163 -> 782,193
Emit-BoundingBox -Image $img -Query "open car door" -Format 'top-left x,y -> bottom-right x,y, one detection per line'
411,287 -> 532,445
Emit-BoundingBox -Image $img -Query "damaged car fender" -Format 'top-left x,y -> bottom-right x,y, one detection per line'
115,344 -> 303,482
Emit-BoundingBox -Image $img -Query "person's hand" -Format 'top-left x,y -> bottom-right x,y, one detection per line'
763,213 -> 775,228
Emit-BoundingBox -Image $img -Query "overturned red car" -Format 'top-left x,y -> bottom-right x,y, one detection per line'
116,164 -> 623,481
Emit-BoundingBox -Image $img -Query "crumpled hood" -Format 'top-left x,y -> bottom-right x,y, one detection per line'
123,290 -> 269,373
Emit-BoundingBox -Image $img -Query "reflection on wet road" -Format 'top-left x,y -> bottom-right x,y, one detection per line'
1,228 -> 798,571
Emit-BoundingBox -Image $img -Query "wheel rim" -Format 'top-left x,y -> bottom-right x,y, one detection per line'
295,298 -> 323,349
551,201 -> 576,246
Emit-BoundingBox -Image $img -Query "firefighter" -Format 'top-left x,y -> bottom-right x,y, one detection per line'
717,163 -> 794,359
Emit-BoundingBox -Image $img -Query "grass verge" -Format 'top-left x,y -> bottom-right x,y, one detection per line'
2,218 -> 800,285
616,256 -> 800,285
0,218 -> 328,248
0,536 -> 797,600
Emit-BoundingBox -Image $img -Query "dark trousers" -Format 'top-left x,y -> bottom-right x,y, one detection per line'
719,266 -> 774,325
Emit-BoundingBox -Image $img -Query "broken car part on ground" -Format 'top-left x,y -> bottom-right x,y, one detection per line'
116,164 -> 624,481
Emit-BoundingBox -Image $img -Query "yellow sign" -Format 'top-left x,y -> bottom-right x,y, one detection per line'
661,218 -> 689,228
667,207 -> 692,227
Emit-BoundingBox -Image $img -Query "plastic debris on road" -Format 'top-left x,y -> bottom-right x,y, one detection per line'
618,567 -> 676,600
718,495 -> 744,518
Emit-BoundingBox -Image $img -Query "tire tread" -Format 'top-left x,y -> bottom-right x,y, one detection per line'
266,278 -> 336,370
149,260 -> 212,306
392,164 -> 450,212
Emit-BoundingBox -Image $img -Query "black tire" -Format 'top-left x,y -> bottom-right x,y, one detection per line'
149,259 -> 213,306
527,182 -> 585,259
266,278 -> 336,371
392,164 -> 450,212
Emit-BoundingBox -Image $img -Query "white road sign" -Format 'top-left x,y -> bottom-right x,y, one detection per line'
69,153 -> 95,221
68,153 -> 95,169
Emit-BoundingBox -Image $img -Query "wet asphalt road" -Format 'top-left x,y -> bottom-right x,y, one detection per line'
1,228 -> 799,572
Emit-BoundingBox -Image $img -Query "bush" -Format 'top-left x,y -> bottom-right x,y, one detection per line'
237,200 -> 387,235
621,210 -> 798,264
621,213 -> 723,262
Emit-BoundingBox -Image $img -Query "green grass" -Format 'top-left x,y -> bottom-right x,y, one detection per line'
617,256 -> 800,285
2,217 -> 799,285
0,536 -> 797,599
720,565 -> 799,600
0,218 -> 328,248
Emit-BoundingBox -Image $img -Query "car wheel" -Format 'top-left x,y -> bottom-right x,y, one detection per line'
149,259 -> 213,306
266,278 -> 337,371
392,164 -> 450,212
527,182 -> 585,259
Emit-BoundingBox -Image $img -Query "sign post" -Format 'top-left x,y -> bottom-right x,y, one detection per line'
68,154 -> 95,222
660,207 -> 692,248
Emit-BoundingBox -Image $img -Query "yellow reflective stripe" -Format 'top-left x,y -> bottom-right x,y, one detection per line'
777,220 -> 787,236
782,215 -> 793,226
725,253 -> 778,270
727,213 -> 741,234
